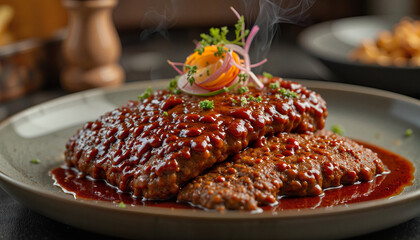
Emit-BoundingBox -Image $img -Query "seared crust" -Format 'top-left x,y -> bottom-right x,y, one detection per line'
64,77 -> 327,200
177,130 -> 385,210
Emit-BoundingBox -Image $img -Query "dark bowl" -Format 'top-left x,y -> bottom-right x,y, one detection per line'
299,15 -> 420,98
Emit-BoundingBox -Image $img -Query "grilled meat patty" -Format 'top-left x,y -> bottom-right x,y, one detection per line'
177,130 -> 385,211
64,78 -> 327,200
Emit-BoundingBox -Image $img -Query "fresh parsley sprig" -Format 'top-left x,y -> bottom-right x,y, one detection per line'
199,100 -> 214,110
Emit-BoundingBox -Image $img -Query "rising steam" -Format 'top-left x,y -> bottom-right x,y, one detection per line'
139,0 -> 179,40
243,0 -> 316,71
139,0 -> 315,75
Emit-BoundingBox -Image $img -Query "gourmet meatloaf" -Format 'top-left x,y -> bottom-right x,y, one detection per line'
177,130 -> 385,211
64,77 -> 327,200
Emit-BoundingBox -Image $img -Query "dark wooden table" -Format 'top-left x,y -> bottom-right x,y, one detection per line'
1,30 -> 420,240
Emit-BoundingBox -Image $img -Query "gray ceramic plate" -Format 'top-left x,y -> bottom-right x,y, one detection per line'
299,15 -> 420,98
1,79 -> 420,240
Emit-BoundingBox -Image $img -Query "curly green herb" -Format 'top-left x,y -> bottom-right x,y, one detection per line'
278,88 -> 298,98
238,86 -> 249,94
199,100 -> 214,110
269,82 -> 280,90
195,16 -> 249,54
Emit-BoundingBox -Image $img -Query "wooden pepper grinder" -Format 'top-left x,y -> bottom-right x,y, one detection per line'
61,0 -> 124,92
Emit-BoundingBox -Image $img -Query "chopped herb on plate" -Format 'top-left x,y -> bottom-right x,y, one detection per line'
118,201 -> 127,208
30,158 -> 40,164
269,82 -> 280,90
199,100 -> 214,110
238,86 -> 249,94
278,88 -> 297,98
331,125 -> 345,135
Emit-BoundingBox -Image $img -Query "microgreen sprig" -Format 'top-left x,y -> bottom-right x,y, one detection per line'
185,65 -> 198,86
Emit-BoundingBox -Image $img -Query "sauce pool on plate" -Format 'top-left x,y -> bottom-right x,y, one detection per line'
50,141 -> 414,211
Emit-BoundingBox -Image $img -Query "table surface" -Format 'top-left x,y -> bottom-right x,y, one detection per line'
1,29 -> 420,240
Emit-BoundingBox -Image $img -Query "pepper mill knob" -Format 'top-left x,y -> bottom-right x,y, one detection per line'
61,0 -> 124,92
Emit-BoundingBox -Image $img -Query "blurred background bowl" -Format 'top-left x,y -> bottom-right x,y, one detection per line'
0,0 -> 67,103
299,15 -> 420,98
0,31 -> 64,103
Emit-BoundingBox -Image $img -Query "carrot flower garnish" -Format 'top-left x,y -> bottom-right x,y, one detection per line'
168,7 -> 266,96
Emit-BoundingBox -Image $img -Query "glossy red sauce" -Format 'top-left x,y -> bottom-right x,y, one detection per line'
64,78 -> 328,200
50,141 -> 414,211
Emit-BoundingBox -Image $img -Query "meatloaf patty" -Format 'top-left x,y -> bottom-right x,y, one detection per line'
177,130 -> 385,211
64,77 -> 327,200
